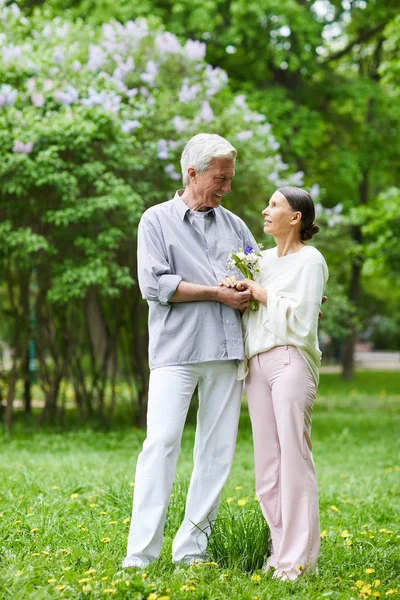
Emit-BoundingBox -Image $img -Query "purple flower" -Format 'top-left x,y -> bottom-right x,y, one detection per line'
244,245 -> 254,255
13,140 -> 34,154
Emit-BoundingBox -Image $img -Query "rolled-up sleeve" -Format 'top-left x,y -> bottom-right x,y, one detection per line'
137,213 -> 182,305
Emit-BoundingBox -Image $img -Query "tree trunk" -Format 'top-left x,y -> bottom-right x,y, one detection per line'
341,173 -> 368,379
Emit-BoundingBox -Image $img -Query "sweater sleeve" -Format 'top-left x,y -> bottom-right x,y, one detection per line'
262,259 -> 328,347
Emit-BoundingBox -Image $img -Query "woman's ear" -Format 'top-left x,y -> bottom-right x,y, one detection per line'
291,211 -> 302,225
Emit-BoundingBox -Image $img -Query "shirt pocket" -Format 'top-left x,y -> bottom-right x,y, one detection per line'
213,235 -> 243,273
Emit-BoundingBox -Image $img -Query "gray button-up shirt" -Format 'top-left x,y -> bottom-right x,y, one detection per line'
138,191 -> 257,369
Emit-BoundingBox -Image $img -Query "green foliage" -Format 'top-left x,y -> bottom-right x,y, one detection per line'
207,502 -> 270,572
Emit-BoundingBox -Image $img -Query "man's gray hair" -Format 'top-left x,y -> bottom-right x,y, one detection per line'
180,133 -> 237,186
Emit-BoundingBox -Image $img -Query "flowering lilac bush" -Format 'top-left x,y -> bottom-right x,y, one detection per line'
0,3 -> 306,424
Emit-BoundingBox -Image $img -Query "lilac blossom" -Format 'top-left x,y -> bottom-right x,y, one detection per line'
179,81 -> 202,103
81,87 -> 121,112
157,139 -> 169,160
0,84 -> 18,107
113,56 -> 134,81
204,65 -> 228,97
13,140 -> 34,153
234,95 -> 247,108
236,130 -> 253,141
54,85 -> 79,105
73,60 -> 82,71
2,43 -> 22,63
200,100 -> 214,122
172,116 -> 187,133
87,45 -> 107,72
126,88 -> 139,98
141,60 -> 159,86
121,119 -> 141,133
184,39 -> 206,61
155,32 -> 181,55
310,183 -> 320,199
31,92 -> 45,107
26,78 -> 36,93
53,47 -> 65,63
164,164 -> 181,180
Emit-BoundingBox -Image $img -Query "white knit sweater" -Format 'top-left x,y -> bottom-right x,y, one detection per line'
239,245 -> 329,384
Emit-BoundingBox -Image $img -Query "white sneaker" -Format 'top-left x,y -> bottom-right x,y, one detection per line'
122,555 -> 149,569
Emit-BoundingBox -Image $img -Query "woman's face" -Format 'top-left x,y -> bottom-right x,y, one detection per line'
262,191 -> 300,236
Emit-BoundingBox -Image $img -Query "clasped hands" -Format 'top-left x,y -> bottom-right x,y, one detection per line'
219,275 -> 267,307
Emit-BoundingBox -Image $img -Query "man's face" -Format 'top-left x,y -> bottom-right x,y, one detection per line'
193,157 -> 235,209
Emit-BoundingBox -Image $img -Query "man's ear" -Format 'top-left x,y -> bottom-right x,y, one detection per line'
188,167 -> 197,183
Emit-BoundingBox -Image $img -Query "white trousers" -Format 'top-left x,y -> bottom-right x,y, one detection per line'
125,360 -> 243,564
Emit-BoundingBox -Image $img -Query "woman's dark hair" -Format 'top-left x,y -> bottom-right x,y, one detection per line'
278,186 -> 320,241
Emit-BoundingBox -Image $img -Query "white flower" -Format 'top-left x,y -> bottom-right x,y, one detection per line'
184,39 -> 206,61
236,251 -> 246,260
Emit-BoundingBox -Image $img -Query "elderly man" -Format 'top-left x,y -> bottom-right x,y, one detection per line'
123,133 -> 257,568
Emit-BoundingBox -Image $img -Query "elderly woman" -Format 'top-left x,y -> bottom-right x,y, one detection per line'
221,186 -> 328,581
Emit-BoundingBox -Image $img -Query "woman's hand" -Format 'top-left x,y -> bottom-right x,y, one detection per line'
240,278 -> 268,306
219,275 -> 243,291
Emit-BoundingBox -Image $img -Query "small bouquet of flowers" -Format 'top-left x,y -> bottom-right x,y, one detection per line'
226,244 -> 263,311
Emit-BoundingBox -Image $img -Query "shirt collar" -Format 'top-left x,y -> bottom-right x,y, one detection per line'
173,190 -> 216,221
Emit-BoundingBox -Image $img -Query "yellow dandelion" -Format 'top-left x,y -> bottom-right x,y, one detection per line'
356,581 -> 364,588
379,529 -> 387,533
129,482 -> 135,487
346,540 -> 353,546
341,530 -> 349,537
386,590 -> 398,596
78,578 -> 91,584
52,486 -> 60,490
251,574 -> 261,581
125,581 -> 130,587
147,594 -> 158,600
330,505 -> 339,512
48,578 -> 57,583
57,585 -> 67,591
123,517 -> 130,524
108,521 -> 117,525
237,498 -> 248,506
14,521 -> 21,525
365,569 -> 375,574
70,493 -> 79,499
103,590 -> 116,595
30,528 -> 39,534
32,553 -> 40,557
90,503 -> 97,508
59,549 -> 70,554
158,596 -> 170,600
101,576 -> 109,581
42,551 -> 49,556
373,593 -> 380,598
369,535 -> 375,539
361,584 -> 372,593
85,569 -> 96,575
81,527 -> 87,532
82,585 -> 92,592
141,573 -> 148,579
101,538 -> 111,543
386,530 -> 393,534
373,580 -> 381,588
297,565 -> 303,571
321,530 -> 327,539
99,511 -> 108,515
361,531 -> 367,535
226,497 -> 234,503
235,486 -> 243,491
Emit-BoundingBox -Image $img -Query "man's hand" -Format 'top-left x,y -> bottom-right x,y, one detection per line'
217,285 -> 251,311
319,295 -> 328,320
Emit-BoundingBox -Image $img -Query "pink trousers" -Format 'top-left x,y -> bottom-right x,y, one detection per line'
245,345 -> 320,581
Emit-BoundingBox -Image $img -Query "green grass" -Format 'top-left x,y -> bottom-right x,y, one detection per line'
0,371 -> 399,599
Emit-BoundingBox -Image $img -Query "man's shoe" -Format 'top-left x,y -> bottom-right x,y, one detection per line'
122,555 -> 149,569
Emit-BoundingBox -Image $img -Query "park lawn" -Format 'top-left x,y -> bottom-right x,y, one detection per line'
0,371 -> 399,599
